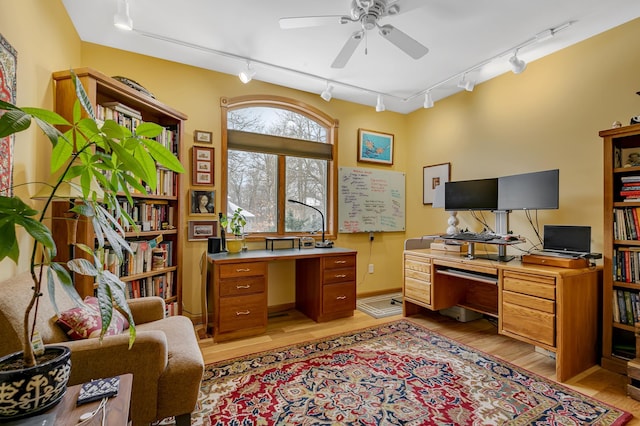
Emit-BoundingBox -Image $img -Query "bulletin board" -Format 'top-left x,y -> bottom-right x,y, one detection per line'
338,167 -> 405,233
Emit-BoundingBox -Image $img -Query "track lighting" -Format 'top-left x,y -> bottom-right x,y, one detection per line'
423,92 -> 434,108
509,53 -> 527,74
457,75 -> 475,92
375,94 -> 385,112
238,62 -> 255,84
113,0 -> 133,31
320,83 -> 333,102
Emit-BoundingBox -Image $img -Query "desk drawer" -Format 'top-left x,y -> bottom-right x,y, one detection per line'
219,262 -> 266,279
503,271 -> 555,300
218,293 -> 267,333
503,290 -> 554,314
323,282 -> 356,314
404,256 -> 431,274
323,267 -> 356,284
502,301 -> 555,346
404,268 -> 430,282
404,277 -> 430,304
219,276 -> 265,297
323,255 -> 356,270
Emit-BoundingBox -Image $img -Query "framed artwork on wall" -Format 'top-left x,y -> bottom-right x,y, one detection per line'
357,128 -> 394,165
191,190 -> 215,214
192,146 -> 214,186
0,33 -> 17,197
423,162 -> 450,205
194,130 -> 212,144
188,220 -> 217,241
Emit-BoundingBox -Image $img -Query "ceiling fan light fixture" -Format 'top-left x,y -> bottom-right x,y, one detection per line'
423,92 -> 434,108
375,94 -> 385,112
320,83 -> 333,102
509,53 -> 527,74
113,0 -> 133,31
238,63 -> 255,84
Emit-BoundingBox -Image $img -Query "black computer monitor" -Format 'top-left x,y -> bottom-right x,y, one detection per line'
497,169 -> 559,211
444,178 -> 499,211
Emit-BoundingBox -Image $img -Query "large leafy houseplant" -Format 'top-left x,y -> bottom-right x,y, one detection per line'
0,71 -> 185,368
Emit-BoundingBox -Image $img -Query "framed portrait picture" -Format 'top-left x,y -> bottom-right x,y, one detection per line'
423,162 -> 451,205
621,147 -> 640,168
188,220 -> 217,241
192,147 -> 214,186
191,190 -> 215,214
194,130 -> 213,144
357,129 -> 394,165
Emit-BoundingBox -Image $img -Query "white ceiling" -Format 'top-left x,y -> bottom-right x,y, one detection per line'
61,0 -> 640,114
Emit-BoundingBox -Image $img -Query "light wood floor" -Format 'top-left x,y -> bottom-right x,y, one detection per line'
198,309 -> 640,423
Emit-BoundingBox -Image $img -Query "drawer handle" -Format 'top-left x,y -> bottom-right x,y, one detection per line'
236,285 -> 251,289
235,268 -> 251,272
334,260 -> 347,264
336,296 -> 347,300
236,310 -> 250,316
334,274 -> 347,278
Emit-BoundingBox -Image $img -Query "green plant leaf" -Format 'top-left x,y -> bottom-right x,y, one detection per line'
67,258 -> 99,277
71,70 -> 96,121
48,262 -> 83,304
133,122 -> 163,138
0,109 -> 31,137
95,280 -> 114,339
0,221 -> 19,263
133,143 -> 157,190
142,137 -> 185,173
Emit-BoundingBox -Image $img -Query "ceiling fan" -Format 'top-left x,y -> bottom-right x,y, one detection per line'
279,0 -> 428,68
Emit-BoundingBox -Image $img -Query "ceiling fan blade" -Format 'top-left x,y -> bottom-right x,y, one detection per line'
378,24 -> 428,59
279,15 -> 346,29
331,31 -> 364,68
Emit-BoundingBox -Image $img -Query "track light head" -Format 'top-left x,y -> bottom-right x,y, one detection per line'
238,63 -> 255,84
423,92 -> 434,108
375,94 -> 385,112
320,84 -> 333,102
457,75 -> 475,92
113,0 -> 133,31
509,54 -> 527,74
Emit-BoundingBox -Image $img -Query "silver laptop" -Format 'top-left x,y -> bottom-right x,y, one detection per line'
536,225 -> 591,258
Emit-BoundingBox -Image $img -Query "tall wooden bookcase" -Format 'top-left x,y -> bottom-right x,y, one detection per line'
51,68 -> 187,315
601,122 -> 640,374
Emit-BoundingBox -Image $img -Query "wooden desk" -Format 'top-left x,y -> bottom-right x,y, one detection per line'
50,374 -> 132,425
403,249 -> 602,382
206,248 -> 357,342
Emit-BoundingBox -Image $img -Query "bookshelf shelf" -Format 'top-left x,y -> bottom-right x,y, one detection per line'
52,68 -> 187,316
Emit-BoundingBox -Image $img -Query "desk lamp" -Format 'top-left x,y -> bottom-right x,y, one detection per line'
287,199 -> 333,248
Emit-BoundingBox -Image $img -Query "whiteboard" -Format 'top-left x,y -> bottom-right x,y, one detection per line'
338,167 -> 405,233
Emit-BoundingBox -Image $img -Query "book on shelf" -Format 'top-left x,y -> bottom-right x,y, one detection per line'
612,288 -> 640,326
101,101 -> 143,120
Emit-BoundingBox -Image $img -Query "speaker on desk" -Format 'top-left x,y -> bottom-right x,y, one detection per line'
208,237 -> 221,254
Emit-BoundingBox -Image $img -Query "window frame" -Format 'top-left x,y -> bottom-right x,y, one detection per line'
220,95 -> 339,240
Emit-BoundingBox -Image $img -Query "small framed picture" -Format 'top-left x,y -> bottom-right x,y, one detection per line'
191,190 -> 215,214
423,162 -> 451,205
621,147 -> 640,168
357,129 -> 394,165
194,130 -> 213,144
188,220 -> 217,241
192,147 -> 214,186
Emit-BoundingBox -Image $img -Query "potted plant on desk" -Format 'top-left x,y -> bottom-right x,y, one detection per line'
0,71 -> 184,419
221,208 -> 247,253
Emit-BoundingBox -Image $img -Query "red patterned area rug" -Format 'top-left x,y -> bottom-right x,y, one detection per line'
192,320 -> 632,425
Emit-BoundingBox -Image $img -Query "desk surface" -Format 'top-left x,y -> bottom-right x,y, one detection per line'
208,247 -> 356,263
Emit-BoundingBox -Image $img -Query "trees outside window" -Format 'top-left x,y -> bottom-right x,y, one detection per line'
221,97 -> 337,238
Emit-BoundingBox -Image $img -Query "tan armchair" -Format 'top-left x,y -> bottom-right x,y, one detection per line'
0,271 -> 204,426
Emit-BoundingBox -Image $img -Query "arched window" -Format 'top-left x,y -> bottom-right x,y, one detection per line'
220,95 -> 338,239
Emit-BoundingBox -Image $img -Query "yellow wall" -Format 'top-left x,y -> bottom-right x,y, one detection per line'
3,0 -> 640,323
0,0 -> 81,279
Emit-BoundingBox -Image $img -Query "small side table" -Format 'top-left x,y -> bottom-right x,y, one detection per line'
51,373 -> 132,425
